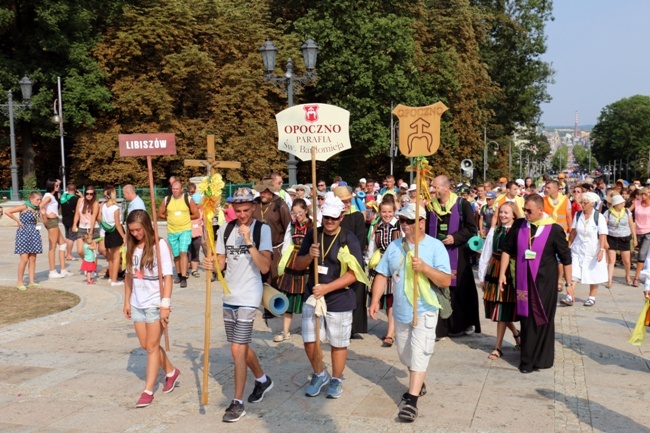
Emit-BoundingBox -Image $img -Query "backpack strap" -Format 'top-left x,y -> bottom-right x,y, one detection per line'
222,220 -> 238,249
253,219 -> 263,248
165,193 -> 190,209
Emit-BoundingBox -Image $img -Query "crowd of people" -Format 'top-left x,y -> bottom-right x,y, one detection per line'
4,171 -> 650,423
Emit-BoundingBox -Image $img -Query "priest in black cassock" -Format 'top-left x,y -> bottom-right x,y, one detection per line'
499,194 -> 572,373
427,176 -> 481,339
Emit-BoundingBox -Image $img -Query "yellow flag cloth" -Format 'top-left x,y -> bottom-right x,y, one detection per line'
368,249 -> 382,270
628,300 -> 650,346
337,246 -> 371,286
120,245 -> 127,271
277,244 -> 297,277
430,192 -> 458,216
402,249 -> 442,310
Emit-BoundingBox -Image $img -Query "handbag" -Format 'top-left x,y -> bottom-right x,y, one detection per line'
430,281 -> 453,319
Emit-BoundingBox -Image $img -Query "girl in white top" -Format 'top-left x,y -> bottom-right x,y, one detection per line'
40,178 -> 71,279
123,210 -> 179,408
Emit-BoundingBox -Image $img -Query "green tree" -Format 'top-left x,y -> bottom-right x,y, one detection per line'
0,0 -> 116,188
591,95 -> 650,168
572,144 -> 597,172
551,144 -> 568,173
474,0 -> 555,137
74,0 -> 291,186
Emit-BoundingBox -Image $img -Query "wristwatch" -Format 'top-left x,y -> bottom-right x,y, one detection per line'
245,242 -> 256,249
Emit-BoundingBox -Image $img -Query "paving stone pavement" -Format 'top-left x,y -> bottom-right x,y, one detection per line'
0,223 -> 649,432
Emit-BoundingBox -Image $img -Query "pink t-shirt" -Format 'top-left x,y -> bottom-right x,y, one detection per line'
634,200 -> 650,234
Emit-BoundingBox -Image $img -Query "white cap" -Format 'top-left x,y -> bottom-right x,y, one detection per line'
321,196 -> 345,218
359,178 -> 367,184
408,183 -> 417,192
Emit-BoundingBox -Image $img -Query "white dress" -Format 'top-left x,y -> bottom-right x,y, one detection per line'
571,212 -> 608,284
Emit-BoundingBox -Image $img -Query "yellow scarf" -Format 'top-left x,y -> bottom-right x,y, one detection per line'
430,192 -> 458,216
547,193 -> 566,220
402,247 -> 442,310
608,206 -> 626,225
337,246 -> 371,286
530,212 -> 555,227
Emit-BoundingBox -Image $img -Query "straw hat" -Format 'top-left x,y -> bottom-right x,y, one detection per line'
333,185 -> 353,201
253,178 -> 280,193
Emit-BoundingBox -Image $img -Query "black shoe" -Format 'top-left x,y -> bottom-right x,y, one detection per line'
351,333 -> 363,340
102,272 -> 110,280
180,277 -> 187,288
222,400 -> 246,423
519,367 -> 539,374
248,376 -> 273,403
173,275 -> 181,284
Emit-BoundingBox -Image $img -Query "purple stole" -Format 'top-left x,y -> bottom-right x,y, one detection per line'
429,203 -> 461,286
516,223 -> 552,325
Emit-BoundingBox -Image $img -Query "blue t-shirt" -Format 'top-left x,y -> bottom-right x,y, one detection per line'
127,196 -> 146,215
375,235 -> 451,324
298,227 -> 363,312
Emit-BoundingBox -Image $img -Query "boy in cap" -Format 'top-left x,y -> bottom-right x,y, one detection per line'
293,196 -> 369,399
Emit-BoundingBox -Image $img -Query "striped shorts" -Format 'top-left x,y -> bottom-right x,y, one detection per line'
223,305 -> 257,344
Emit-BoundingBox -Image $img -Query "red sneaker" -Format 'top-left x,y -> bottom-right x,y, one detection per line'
136,392 -> 154,408
163,369 -> 180,393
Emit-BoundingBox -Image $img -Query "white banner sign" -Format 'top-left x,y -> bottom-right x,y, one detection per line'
276,103 -> 351,161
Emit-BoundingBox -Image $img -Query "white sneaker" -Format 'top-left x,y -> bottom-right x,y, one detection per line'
49,270 -> 63,279
59,269 -> 73,277
111,281 -> 124,287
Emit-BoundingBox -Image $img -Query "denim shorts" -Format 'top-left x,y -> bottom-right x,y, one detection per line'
131,306 -> 161,323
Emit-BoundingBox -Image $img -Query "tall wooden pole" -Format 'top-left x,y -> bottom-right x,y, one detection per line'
412,160 -> 421,327
311,147 -> 322,373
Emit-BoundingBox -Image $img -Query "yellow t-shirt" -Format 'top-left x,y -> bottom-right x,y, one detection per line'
167,195 -> 192,234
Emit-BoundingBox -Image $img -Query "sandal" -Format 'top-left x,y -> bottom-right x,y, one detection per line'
382,336 -> 394,347
16,285 -> 27,291
191,270 -> 200,278
513,330 -> 521,350
487,348 -> 503,360
273,331 -> 290,342
398,403 -> 418,422
626,277 -> 633,286
633,278 -> 640,287
605,282 -> 613,289
27,283 -> 40,288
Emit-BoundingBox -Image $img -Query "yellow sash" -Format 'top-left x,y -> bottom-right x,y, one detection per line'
402,248 -> 442,309
337,246 -> 370,286
430,192 -> 458,216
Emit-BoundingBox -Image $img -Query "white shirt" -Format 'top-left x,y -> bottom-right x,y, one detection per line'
129,239 -> 174,309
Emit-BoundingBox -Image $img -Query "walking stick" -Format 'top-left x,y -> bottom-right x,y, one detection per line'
201,214 -> 214,405
412,160 -> 422,326
146,156 -> 170,350
311,147 -> 323,373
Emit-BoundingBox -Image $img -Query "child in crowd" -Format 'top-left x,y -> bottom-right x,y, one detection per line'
81,234 -> 98,284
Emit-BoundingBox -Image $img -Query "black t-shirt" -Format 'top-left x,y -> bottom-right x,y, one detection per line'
298,227 -> 363,312
60,195 -> 80,227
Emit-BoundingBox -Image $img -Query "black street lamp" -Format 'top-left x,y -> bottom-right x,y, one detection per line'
260,38 -> 319,186
0,76 -> 33,201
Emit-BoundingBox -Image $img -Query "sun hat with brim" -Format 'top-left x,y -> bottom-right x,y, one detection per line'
286,187 -> 296,194
610,194 -> 625,206
408,183 -> 417,192
321,196 -> 345,218
295,184 -> 311,197
253,178 -> 280,193
397,204 -> 427,220
231,187 -> 256,203
333,185 -> 353,201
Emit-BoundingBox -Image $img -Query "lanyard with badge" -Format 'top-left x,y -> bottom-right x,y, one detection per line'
318,228 -> 340,275
525,224 -> 540,260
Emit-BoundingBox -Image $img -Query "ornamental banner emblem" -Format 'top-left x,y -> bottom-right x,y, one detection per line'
392,102 -> 448,156
304,105 -> 319,123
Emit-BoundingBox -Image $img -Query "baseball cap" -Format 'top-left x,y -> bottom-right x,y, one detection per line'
359,178 -> 367,184
499,177 -> 507,183
231,187 -> 255,203
321,196 -> 345,218
397,204 -> 427,220
486,192 -> 496,199
515,178 -> 525,187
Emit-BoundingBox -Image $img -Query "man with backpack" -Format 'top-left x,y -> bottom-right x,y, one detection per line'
369,204 -> 451,422
157,180 -> 199,288
208,187 -> 274,422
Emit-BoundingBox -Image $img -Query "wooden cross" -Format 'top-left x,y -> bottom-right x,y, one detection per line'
184,135 -> 241,175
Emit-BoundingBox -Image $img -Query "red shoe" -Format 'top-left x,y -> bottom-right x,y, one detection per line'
163,369 -> 180,393
136,392 -> 154,408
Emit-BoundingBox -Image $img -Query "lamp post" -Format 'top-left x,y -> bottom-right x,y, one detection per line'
52,77 -> 66,190
0,76 -> 33,201
482,129 -> 500,181
260,38 -> 319,186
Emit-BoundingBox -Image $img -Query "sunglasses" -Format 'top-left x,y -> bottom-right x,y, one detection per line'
317,196 -> 325,200
85,192 -> 95,196
523,208 -> 534,214
318,184 -> 326,187
322,215 -> 339,221
398,217 -> 417,225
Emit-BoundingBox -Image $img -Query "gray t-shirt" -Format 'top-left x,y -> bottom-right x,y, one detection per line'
216,220 -> 272,307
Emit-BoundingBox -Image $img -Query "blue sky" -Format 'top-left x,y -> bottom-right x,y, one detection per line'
540,1 -> 650,127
